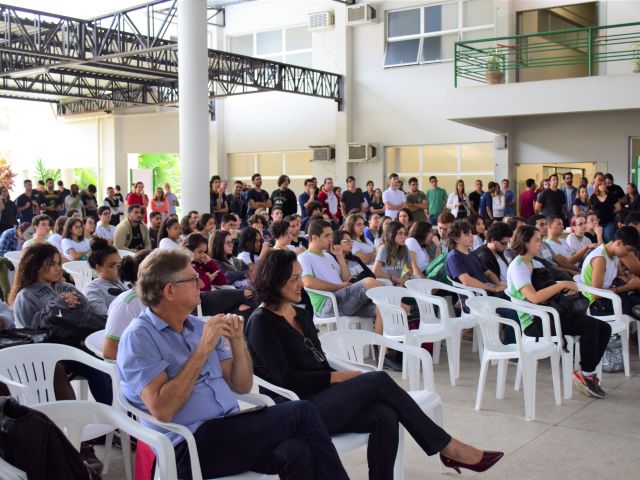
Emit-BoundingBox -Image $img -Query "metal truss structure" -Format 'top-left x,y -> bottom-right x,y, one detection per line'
0,0 -> 343,116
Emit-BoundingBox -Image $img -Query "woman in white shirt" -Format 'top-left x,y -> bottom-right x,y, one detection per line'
48,216 -> 67,254
94,206 -> 116,243
566,214 -> 595,265
405,221 -> 434,272
446,180 -> 471,219
60,217 -> 90,261
236,226 -> 271,269
344,213 -> 375,264
157,217 -> 182,249
468,214 -> 486,251
491,184 -> 505,221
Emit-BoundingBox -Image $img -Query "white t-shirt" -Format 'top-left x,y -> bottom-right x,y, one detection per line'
61,238 -> 90,260
299,250 -> 342,284
582,244 -> 618,290
405,237 -> 429,271
237,251 -> 256,265
95,223 -> 116,241
492,194 -> 505,218
298,250 -> 343,312
566,233 -> 591,256
382,188 -> 405,220
105,289 -> 145,341
507,256 -> 544,330
22,237 -> 48,250
472,235 -> 484,251
352,237 -> 375,256
48,233 -> 63,253
545,238 -> 572,259
159,238 -> 180,249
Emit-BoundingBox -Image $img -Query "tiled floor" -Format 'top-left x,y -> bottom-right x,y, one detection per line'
100,338 -> 640,479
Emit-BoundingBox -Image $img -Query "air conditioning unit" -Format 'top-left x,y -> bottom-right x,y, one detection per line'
347,143 -> 378,162
346,3 -> 377,26
310,145 -> 336,162
309,11 -> 335,32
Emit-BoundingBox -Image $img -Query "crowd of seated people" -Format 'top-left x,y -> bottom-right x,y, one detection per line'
3,168 -> 640,477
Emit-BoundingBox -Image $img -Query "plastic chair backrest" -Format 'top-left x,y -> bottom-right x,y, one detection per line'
573,274 -> 622,318
404,278 -> 466,323
3,250 -> 22,267
466,296 -> 525,352
32,401 -> 177,479
62,261 -> 93,290
321,329 -> 437,392
0,343 -> 118,406
118,249 -> 135,257
84,330 -> 106,360
365,286 -> 410,336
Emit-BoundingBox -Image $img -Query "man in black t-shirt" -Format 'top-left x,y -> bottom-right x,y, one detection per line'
468,179 -> 483,215
39,178 -> 62,221
246,173 -> 272,216
15,179 -> 41,223
270,175 -> 297,217
535,173 -> 566,218
340,176 -> 365,217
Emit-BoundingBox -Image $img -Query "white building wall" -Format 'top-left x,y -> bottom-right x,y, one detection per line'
511,110 -> 640,183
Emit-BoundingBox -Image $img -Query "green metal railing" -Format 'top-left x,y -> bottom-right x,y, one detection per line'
454,21 -> 640,87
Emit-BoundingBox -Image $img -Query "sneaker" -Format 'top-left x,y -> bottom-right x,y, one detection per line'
589,374 -> 607,398
80,443 -> 104,474
573,371 -> 606,399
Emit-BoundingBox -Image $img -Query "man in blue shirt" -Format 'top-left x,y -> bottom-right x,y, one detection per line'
117,249 -> 347,480
501,179 -> 515,217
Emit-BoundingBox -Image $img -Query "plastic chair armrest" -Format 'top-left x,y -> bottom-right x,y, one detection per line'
235,392 -> 275,407
252,375 -> 300,400
325,352 -> 377,373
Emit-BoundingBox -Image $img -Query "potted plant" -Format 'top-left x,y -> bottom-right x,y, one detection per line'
485,48 -> 505,84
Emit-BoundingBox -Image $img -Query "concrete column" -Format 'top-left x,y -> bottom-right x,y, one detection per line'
178,0 -> 210,213
334,5 -> 352,187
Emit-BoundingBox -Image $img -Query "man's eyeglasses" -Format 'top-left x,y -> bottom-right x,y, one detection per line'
304,337 -> 326,363
172,274 -> 200,287
499,240 -> 510,246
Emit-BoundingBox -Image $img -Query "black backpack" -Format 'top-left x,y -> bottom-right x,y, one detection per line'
0,396 -> 93,480
531,268 -> 589,316
44,297 -> 106,348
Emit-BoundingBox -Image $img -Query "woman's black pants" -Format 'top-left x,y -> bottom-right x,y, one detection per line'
306,371 -> 451,480
525,313 -> 611,373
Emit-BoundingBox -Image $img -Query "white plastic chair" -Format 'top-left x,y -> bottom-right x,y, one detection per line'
118,249 -> 135,257
85,329 -> 106,360
32,400 -> 177,479
0,343 -> 131,479
321,329 -> 445,475
505,291 -> 579,399
3,250 -> 22,269
305,287 -> 373,331
62,260 -> 93,291
0,457 -> 27,480
406,279 -> 483,379
252,375 -> 406,478
573,275 -> 631,376
467,297 -> 561,422
119,391 -> 273,480
366,286 -> 457,384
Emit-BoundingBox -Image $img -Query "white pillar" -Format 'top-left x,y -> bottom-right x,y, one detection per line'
178,0 -> 210,214
334,5 -> 352,187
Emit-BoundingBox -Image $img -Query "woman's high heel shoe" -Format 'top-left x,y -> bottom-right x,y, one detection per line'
439,450 -> 504,474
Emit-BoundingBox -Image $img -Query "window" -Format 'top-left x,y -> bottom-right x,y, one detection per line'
385,142 -> 494,193
228,150 -> 313,194
228,26 -> 312,67
384,0 -> 495,67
